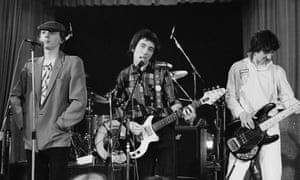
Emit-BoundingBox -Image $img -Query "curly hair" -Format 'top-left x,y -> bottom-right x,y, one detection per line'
249,30 -> 280,53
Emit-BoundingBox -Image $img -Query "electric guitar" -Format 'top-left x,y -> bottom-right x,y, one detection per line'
129,88 -> 226,159
225,102 -> 300,161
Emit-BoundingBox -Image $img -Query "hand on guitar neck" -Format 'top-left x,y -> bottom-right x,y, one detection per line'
171,103 -> 196,125
129,87 -> 226,159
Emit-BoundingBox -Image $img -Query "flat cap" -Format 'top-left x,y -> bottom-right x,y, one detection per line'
37,21 -> 66,32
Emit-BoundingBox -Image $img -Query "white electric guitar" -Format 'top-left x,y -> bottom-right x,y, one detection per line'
130,88 -> 226,159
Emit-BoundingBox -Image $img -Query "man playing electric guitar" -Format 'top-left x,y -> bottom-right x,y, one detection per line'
225,30 -> 300,180
112,29 -> 196,180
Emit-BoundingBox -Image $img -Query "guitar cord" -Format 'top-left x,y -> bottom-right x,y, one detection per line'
225,157 -> 237,180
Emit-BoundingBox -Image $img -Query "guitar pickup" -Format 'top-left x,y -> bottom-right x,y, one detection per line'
227,137 -> 241,152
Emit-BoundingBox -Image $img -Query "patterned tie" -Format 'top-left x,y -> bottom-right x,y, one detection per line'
40,63 -> 53,105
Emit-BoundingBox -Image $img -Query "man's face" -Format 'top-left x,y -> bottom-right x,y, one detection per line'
39,30 -> 62,50
254,50 -> 274,64
133,38 -> 155,66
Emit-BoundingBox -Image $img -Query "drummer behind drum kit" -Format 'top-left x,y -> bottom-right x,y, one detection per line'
70,70 -> 189,165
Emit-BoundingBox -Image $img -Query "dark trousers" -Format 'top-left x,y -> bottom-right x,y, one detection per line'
26,147 -> 70,180
136,129 -> 175,180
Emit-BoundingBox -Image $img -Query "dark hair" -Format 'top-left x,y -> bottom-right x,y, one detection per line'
128,29 -> 160,61
143,176 -> 169,180
249,30 -> 280,53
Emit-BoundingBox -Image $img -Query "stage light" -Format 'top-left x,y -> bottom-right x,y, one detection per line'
206,133 -> 214,150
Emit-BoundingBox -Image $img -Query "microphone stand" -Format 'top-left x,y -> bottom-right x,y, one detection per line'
171,35 -> 205,100
0,107 -> 11,180
29,43 -> 37,180
0,40 -> 25,180
122,66 -> 144,180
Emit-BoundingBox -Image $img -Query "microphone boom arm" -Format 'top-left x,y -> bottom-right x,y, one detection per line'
171,35 -> 205,99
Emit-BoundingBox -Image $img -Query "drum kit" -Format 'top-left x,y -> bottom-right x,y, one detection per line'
70,88 -> 125,164
70,70 -> 189,165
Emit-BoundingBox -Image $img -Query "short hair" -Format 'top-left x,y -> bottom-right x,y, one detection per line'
128,29 -> 160,61
143,176 -> 169,180
249,30 -> 280,53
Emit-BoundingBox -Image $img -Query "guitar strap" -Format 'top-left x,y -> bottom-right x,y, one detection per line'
128,65 -> 167,118
154,66 -> 163,109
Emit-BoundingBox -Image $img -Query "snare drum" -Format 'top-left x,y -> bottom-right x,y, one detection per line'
94,120 -> 126,163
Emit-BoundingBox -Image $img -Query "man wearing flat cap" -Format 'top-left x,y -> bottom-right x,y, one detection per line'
10,20 -> 87,180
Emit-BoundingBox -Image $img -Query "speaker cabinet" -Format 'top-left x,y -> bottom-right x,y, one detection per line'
175,123 -> 207,180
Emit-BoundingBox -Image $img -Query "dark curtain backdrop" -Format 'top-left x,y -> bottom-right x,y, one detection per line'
0,0 -> 55,162
1,0 -> 300,180
242,1 -> 300,179
50,0 -> 232,6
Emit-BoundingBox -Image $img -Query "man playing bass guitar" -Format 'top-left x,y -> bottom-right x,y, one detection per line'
225,30 -> 300,180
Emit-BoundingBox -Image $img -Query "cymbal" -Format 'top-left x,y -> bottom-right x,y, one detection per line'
170,70 -> 188,80
94,94 -> 109,104
88,91 -> 109,103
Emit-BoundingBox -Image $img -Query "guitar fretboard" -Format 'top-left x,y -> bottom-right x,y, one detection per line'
152,100 -> 202,131
259,102 -> 300,131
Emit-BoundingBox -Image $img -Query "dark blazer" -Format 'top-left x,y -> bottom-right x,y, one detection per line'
11,51 -> 87,150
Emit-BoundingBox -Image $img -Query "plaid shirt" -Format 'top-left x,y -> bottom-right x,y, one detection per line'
114,62 -> 179,124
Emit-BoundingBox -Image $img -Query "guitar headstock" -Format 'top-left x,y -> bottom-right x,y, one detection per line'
200,87 -> 226,105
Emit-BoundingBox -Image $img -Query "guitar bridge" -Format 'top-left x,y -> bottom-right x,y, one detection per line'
227,137 -> 241,152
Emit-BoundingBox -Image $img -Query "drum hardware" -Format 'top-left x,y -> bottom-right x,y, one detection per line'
88,91 -> 109,104
70,130 -> 89,160
102,87 -> 127,180
170,70 -> 188,80
94,120 -> 127,164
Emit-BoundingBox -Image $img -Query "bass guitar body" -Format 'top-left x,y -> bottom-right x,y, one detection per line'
225,103 -> 279,161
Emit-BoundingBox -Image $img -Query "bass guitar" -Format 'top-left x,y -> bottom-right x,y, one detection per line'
130,88 -> 226,159
225,102 -> 300,161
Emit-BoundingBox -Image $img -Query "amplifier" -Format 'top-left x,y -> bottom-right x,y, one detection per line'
175,124 -> 207,180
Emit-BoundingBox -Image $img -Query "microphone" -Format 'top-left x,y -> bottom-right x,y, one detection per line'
135,61 -> 146,73
170,26 -> 175,39
65,23 -> 73,41
24,39 -> 41,46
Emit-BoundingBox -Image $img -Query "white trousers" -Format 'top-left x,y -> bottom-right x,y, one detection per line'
226,125 -> 282,180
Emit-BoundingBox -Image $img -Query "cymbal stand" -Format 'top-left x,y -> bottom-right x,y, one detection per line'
171,29 -> 205,100
170,73 -> 193,102
86,94 -> 94,156
220,98 -> 227,180
106,88 -> 117,180
169,74 -> 193,126
213,97 -> 226,180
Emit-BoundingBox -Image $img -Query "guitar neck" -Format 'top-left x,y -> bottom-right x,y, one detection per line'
152,100 -> 202,131
259,102 -> 300,131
